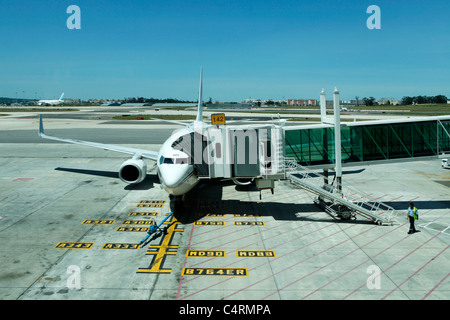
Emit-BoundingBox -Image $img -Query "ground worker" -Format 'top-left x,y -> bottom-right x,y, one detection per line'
407,202 -> 418,234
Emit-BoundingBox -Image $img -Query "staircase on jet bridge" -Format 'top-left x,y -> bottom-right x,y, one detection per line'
283,158 -> 396,225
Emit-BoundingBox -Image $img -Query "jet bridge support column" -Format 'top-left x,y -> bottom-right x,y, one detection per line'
333,87 -> 342,193
323,169 -> 329,185
320,88 -> 327,123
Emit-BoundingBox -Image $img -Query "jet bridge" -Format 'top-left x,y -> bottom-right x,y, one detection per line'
186,117 -> 397,224
194,120 -> 396,224
195,124 -> 286,194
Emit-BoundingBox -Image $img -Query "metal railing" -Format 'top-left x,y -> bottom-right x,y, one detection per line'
283,157 -> 397,225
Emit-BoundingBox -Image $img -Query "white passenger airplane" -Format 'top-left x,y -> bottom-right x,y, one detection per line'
39,70 -> 206,197
37,93 -> 65,106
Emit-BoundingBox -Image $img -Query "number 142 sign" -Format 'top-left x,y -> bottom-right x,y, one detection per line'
211,113 -> 225,125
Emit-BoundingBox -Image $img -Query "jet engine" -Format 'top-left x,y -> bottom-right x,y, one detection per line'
119,158 -> 147,184
231,178 -> 254,186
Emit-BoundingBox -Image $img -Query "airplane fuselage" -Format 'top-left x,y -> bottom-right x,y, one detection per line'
38,100 -> 63,106
38,93 -> 64,106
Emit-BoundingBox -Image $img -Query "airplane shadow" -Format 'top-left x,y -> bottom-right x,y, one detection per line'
171,175 -> 449,225
55,167 -> 118,179
124,175 -> 159,191
171,180 -> 373,225
386,200 -> 450,211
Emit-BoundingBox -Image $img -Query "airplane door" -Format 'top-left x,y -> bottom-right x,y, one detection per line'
232,129 -> 260,177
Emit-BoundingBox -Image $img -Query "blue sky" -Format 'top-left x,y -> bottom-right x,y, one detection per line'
1,0 -> 449,101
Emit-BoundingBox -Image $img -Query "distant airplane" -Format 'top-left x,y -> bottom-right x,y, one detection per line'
38,69 -> 210,198
37,93 -> 64,106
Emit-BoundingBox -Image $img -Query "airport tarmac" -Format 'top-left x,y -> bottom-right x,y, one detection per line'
1,104 -> 406,123
0,116 -> 449,300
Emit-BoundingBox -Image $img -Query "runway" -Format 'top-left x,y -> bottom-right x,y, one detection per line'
0,115 -> 449,300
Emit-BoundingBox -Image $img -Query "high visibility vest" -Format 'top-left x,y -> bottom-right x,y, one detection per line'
408,207 -> 418,219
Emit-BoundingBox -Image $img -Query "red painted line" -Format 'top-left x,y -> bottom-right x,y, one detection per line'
179,192 -> 410,299
350,193 -> 373,202
371,194 -> 389,201
176,222 -> 195,300
300,223 -> 406,300
13,177 -> 33,182
190,191 -> 311,244
381,246 -> 449,300
182,219 -> 323,283
184,211 -> 326,272
342,231 -> 442,300
388,195 -> 403,202
179,222 -> 338,299
191,225 -> 253,246
191,215 -> 236,237
222,224 -> 357,300
327,207 -> 442,300
261,225 -> 378,300
187,211 -> 323,266
178,193 -> 430,300
421,273 -> 450,300
268,223 -> 333,250
187,230 -> 261,268
296,206 -> 441,299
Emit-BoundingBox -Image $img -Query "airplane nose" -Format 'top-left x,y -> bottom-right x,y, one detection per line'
161,171 -> 180,188
159,165 -> 191,188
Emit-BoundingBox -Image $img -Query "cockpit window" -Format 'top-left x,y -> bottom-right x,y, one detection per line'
160,156 -> 190,165
163,157 -> 174,164
175,158 -> 190,164
159,156 -> 174,164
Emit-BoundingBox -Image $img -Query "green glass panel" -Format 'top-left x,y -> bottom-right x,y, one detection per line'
285,119 -> 448,166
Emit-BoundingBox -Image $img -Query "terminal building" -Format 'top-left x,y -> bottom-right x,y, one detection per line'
206,103 -> 253,110
287,99 -> 318,106
151,103 -> 197,108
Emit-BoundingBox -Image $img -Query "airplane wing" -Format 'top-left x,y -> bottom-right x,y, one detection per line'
38,115 -> 159,161
149,117 -> 190,126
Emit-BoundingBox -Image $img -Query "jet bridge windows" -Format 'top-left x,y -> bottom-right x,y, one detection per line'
285,119 -> 450,166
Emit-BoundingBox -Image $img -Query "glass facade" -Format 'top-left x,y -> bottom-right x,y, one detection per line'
285,119 -> 450,166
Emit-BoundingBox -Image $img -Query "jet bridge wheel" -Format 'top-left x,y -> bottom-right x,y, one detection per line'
337,205 -> 355,220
